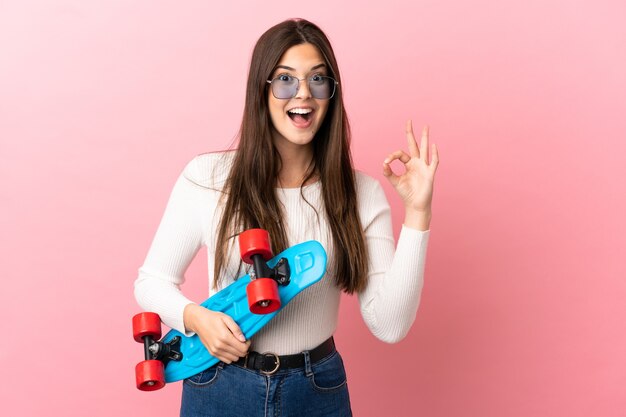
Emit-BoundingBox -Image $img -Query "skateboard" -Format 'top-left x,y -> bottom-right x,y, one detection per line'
132,229 -> 327,391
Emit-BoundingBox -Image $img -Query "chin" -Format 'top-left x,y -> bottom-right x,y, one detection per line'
273,126 -> 317,148
286,135 -> 316,147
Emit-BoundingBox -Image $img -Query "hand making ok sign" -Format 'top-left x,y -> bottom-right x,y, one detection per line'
382,120 -> 439,228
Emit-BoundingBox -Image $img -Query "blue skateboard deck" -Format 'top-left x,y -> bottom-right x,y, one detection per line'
159,239 -> 327,383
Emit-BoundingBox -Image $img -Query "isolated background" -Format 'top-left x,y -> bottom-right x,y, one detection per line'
1,1 -> 625,416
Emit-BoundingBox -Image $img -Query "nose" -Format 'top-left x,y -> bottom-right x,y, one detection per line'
295,78 -> 312,99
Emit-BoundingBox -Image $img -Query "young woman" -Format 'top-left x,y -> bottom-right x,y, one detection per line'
135,18 -> 438,417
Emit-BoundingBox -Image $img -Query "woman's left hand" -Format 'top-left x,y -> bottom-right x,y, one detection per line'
382,120 -> 439,213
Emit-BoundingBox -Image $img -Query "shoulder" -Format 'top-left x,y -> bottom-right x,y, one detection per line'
354,170 -> 386,199
181,150 -> 236,189
354,171 -> 392,226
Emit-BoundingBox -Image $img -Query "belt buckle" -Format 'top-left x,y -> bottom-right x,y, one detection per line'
259,352 -> 280,375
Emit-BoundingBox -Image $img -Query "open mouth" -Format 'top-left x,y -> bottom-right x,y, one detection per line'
287,108 -> 314,126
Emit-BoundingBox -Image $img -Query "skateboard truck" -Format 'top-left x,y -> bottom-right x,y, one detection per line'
249,255 -> 291,286
248,256 -> 290,309
239,229 -> 292,314
142,335 -> 183,367
132,312 -> 182,391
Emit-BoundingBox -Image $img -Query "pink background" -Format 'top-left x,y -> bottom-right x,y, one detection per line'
1,1 -> 625,416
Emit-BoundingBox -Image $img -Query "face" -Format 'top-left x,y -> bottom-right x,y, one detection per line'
267,43 -> 331,152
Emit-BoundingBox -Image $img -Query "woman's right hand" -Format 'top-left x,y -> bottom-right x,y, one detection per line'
183,303 -> 251,363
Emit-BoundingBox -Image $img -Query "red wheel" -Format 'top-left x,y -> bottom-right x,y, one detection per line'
132,312 -> 162,343
247,278 -> 280,314
239,229 -> 272,264
135,360 -> 165,391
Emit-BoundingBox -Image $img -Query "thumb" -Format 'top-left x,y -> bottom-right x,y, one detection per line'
221,314 -> 246,343
382,161 -> 399,187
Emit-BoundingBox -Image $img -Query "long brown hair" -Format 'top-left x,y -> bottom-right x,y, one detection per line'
214,19 -> 368,294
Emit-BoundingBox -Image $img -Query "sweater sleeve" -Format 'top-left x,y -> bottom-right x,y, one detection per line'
357,178 -> 430,343
133,157 -> 211,335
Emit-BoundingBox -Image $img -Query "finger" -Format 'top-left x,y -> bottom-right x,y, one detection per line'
217,352 -> 240,364
383,150 -> 410,187
199,335 -> 241,362
430,143 -> 439,169
221,314 -> 247,343
384,150 -> 411,165
382,161 -> 399,186
209,335 -> 249,359
215,349 -> 239,363
406,120 -> 420,158
420,125 -> 429,162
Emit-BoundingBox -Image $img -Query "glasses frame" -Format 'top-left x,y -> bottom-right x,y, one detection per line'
266,75 -> 339,100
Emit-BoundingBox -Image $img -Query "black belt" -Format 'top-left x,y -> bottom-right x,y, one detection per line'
234,337 -> 335,375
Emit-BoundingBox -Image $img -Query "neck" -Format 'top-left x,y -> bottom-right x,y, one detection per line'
273,142 -> 316,189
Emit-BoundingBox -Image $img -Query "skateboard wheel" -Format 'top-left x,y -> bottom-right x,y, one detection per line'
239,229 -> 272,264
132,312 -> 162,343
247,278 -> 280,314
135,360 -> 165,391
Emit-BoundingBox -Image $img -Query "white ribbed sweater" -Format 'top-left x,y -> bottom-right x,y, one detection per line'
134,152 -> 430,355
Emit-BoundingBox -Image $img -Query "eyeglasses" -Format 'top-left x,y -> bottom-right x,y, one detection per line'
266,74 -> 338,100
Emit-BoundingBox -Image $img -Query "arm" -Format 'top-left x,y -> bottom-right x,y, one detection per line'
357,181 -> 431,343
133,161 -> 206,334
358,120 -> 439,343
133,156 -> 249,362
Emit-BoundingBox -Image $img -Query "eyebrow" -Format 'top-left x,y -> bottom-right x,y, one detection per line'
275,63 -> 327,72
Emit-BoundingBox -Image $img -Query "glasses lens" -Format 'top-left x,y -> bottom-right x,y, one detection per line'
269,75 -> 337,99
310,76 -> 335,99
272,75 -> 298,99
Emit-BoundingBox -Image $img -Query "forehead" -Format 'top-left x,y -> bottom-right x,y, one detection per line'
276,43 -> 326,71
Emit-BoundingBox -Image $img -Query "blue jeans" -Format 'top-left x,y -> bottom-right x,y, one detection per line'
180,350 -> 352,417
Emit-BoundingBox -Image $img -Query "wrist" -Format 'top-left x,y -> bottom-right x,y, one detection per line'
403,208 -> 432,231
183,303 -> 201,333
